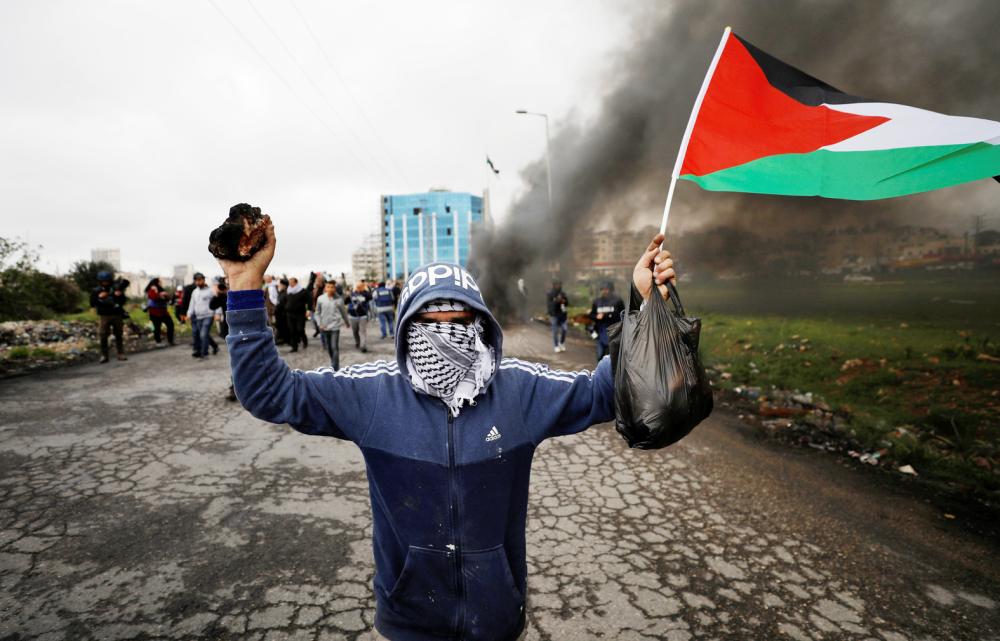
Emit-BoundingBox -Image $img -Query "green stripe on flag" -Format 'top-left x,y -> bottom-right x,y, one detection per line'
680,142 -> 1000,200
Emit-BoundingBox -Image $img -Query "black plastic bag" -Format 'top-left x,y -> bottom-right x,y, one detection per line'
609,281 -> 713,449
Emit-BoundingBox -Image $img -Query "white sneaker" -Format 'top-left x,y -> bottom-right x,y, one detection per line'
560,344 -> 567,352
554,346 -> 560,353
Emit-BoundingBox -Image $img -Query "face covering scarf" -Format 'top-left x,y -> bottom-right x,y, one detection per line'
405,300 -> 495,417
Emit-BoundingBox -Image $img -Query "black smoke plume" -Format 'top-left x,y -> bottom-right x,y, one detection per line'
474,0 -> 1000,318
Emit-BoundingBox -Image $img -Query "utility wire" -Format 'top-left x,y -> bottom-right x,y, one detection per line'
289,0 -> 411,185
244,0 -> 397,184
206,0 -> 375,175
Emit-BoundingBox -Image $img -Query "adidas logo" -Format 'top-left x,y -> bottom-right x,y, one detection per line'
485,425 -> 501,442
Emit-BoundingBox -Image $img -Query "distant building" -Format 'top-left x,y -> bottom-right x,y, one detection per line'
380,190 -> 484,280
91,248 -> 121,271
173,264 -> 195,288
351,233 -> 384,282
572,226 -> 659,280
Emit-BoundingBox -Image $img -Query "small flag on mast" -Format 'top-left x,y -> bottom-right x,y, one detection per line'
486,156 -> 500,176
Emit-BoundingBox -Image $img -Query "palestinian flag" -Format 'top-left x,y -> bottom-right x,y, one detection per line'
675,28 -> 1000,200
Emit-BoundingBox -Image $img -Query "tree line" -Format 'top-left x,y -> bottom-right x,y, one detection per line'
0,236 -> 118,322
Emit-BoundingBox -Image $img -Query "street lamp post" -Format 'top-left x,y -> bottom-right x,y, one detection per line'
515,109 -> 552,214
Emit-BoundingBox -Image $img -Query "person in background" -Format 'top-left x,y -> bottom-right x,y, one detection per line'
211,279 -> 237,400
311,272 -> 326,338
145,277 -> 175,346
390,279 -> 401,305
546,279 -> 570,353
90,270 -> 128,363
284,276 -> 311,353
186,272 -> 216,359
263,274 -> 278,326
346,280 -> 370,353
314,280 -> 349,370
372,281 -> 396,340
273,278 -> 289,345
589,280 -> 624,363
367,281 -> 378,321
176,280 -> 193,327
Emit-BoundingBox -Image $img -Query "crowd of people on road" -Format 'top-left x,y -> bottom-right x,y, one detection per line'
92,267 -> 627,368
260,273 -> 403,370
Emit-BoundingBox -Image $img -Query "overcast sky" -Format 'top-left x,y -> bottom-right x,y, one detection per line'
0,0 -> 635,279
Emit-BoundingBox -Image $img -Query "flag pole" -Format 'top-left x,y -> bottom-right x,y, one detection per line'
659,26 -> 732,237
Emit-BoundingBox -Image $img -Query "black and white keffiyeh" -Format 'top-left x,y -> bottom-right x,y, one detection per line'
405,299 -> 495,416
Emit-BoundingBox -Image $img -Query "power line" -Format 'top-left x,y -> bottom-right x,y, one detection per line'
289,0 -> 410,185
244,0 -> 398,184
205,0 -> 376,175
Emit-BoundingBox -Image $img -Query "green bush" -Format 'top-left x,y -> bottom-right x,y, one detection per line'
69,260 -> 117,293
0,237 -> 84,320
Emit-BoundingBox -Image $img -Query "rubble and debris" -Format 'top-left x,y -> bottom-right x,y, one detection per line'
0,319 -> 150,377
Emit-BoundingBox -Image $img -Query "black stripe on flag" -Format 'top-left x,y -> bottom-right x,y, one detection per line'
733,34 -> 875,107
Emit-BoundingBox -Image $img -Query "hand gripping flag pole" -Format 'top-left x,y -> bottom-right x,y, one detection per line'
659,27 -> 732,237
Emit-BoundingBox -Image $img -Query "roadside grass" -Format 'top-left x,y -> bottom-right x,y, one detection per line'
569,275 -> 1000,494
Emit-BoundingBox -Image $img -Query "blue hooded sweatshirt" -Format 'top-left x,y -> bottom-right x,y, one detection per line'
226,262 -> 614,641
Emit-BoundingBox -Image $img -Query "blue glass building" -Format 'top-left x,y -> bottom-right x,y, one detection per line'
381,190 -> 484,280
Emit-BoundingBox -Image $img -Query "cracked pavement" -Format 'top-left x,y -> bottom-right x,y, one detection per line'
1,321 -> 998,640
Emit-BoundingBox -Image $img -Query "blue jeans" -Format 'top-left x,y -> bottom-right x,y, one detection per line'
320,330 -> 340,370
595,326 -> 609,363
191,316 -> 214,356
378,310 -> 395,338
550,316 -> 567,347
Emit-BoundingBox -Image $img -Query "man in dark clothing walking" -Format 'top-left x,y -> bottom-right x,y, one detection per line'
273,278 -> 289,345
346,281 -> 370,353
372,281 -> 396,339
285,277 -> 311,352
545,279 -> 569,353
90,271 -> 128,363
589,281 -> 624,363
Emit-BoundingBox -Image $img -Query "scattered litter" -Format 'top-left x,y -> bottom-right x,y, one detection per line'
944,513 -> 957,520
898,464 -> 918,476
858,452 -> 881,465
977,353 -> 1000,363
841,358 -> 864,371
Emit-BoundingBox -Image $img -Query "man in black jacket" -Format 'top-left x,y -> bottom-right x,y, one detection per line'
545,279 -> 570,353
589,281 -> 624,363
284,277 -> 311,353
90,271 -> 128,363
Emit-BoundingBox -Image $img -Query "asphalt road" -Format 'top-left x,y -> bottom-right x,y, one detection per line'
0,320 -> 998,641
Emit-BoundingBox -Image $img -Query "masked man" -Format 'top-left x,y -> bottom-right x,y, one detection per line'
218,222 -> 675,641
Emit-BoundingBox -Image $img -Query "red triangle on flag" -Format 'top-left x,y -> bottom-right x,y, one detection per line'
680,36 -> 888,177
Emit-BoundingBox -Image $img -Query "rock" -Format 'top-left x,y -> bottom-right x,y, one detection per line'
208,203 -> 270,261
